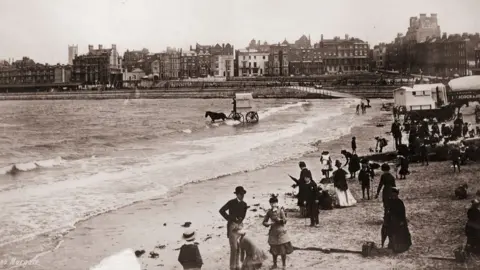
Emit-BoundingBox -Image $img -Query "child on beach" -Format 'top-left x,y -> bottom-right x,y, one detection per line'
358,160 -> 374,200
178,228 -> 203,270
396,155 -> 409,179
262,194 -> 294,269
450,145 -> 462,173
235,229 -> 268,270
351,137 -> 357,154
320,151 -> 333,179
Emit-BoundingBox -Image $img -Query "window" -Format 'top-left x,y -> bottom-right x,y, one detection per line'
263,56 -> 266,59
249,56 -> 251,59
249,62 -> 251,67
254,62 -> 257,68
254,56 -> 256,59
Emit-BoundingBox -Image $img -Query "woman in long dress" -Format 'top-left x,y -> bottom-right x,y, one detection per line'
382,187 -> 412,253
320,151 -> 333,179
236,229 -> 268,270
332,160 -> 357,207
263,195 -> 294,269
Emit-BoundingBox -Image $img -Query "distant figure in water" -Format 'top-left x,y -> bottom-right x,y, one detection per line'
356,104 -> 360,115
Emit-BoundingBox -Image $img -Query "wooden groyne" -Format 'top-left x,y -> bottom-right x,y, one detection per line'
324,86 -> 397,99
0,87 -> 336,101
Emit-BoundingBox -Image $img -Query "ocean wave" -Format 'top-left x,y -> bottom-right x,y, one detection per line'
0,156 -> 66,175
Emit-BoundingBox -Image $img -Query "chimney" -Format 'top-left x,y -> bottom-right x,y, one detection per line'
112,44 -> 116,50
442,32 -> 447,39
190,45 -> 192,51
222,43 -> 225,49
321,34 -> 324,41
420,13 -> 426,18
345,34 -> 349,40
88,45 -> 93,52
98,44 -> 103,50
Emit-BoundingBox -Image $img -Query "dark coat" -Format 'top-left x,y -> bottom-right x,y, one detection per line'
377,172 -> 396,202
333,168 -> 349,191
178,243 -> 203,269
384,198 -> 412,253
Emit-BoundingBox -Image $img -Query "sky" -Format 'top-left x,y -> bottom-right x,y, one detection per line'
0,0 -> 479,64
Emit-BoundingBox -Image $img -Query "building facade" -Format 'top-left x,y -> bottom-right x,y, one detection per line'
122,49 -> 149,72
194,44 -> 212,77
180,51 -> 198,78
72,44 -> 122,86
68,45 -> 78,65
386,33 -> 475,77
405,14 -> 441,43
473,47 -> 480,75
288,47 -> 324,75
212,54 -> 234,78
372,43 -> 387,70
268,44 -> 289,76
0,57 -> 71,86
235,49 -> 269,77
314,34 -> 370,73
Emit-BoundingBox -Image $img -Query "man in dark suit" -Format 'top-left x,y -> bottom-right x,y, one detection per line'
219,186 -> 248,270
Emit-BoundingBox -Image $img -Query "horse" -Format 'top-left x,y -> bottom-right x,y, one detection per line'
205,111 -> 227,122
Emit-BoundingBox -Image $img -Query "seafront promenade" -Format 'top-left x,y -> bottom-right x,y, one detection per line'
0,85 -> 396,101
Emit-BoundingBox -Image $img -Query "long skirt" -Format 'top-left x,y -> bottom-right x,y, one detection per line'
386,221 -> 412,253
335,188 -> 357,207
270,242 -> 294,256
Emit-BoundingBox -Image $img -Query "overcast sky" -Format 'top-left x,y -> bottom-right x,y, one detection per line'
0,0 -> 479,64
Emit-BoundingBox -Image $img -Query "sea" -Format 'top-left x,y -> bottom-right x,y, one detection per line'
0,97 -> 365,258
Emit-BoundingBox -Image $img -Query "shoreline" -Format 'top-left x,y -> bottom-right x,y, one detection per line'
2,101 -> 393,270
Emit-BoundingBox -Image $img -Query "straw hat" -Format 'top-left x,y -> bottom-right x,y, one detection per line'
182,228 -> 196,242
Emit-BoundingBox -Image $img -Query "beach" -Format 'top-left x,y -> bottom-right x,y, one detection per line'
3,99 -> 476,270
3,101 -> 398,270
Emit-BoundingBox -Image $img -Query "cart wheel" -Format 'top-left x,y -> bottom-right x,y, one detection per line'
245,111 -> 259,123
230,112 -> 243,122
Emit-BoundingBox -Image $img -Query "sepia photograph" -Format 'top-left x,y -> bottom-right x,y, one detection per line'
1,0 -> 480,269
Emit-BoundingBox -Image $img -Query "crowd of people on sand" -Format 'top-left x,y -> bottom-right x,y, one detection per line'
174,105 -> 480,269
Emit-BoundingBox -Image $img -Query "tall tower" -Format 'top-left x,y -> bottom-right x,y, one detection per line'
68,45 -> 78,65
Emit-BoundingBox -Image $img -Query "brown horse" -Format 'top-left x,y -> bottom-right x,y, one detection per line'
205,111 -> 227,122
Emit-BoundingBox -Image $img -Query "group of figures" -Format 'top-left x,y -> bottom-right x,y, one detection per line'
292,151 -> 412,253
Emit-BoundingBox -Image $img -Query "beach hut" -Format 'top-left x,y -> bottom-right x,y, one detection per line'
394,86 -> 437,111
413,83 -> 448,107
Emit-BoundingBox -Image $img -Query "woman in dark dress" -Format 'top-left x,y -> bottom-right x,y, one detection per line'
466,199 -> 480,254
375,163 -> 396,212
382,187 -> 412,253
341,150 -> 359,179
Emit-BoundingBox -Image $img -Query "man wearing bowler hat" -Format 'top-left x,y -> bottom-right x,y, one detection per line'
219,186 -> 248,270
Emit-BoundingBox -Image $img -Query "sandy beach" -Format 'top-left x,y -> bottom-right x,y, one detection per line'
7,101 -> 478,270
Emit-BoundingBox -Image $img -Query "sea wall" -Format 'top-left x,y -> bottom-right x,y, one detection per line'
0,87 -> 336,101
324,86 -> 397,99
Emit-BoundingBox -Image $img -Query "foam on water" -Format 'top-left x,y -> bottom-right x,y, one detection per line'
0,99 -> 371,252
90,249 -> 141,270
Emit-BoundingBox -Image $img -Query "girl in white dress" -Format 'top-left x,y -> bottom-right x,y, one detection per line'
320,151 -> 333,179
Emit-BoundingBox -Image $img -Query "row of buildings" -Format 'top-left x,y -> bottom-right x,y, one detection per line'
371,13 -> 480,77
1,13 -> 479,89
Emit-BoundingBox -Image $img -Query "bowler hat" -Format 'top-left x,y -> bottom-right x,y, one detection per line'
234,186 -> 247,195
335,160 -> 342,167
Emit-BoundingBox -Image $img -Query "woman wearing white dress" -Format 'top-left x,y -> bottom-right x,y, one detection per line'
320,151 -> 333,179
332,160 -> 357,207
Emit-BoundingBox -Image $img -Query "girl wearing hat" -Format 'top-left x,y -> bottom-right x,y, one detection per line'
178,228 -> 203,270
332,159 -> 357,207
263,194 -> 294,269
235,229 -> 268,270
